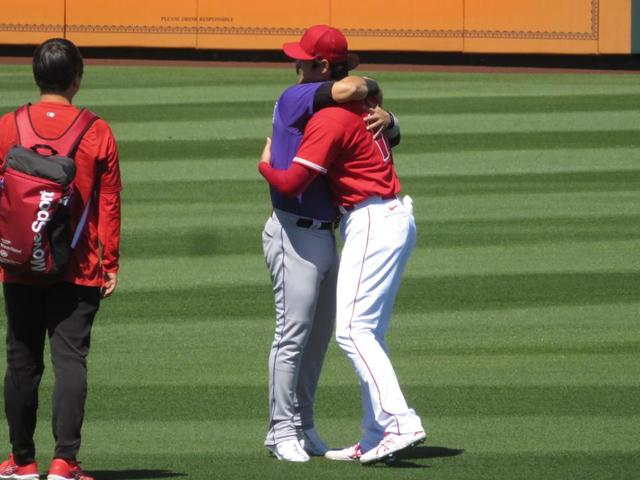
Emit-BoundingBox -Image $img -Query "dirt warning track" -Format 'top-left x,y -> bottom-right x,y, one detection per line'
1,56 -> 638,75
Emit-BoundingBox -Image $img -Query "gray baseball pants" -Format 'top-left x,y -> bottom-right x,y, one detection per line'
262,209 -> 338,446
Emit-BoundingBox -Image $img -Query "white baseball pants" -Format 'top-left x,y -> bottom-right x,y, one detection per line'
336,195 -> 423,452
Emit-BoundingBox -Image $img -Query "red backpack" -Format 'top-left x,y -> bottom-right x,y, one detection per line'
0,104 -> 97,277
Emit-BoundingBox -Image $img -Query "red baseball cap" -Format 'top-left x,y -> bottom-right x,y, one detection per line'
283,24 -> 359,69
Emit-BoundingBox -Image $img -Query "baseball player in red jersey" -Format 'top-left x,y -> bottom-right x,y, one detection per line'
259,99 -> 425,464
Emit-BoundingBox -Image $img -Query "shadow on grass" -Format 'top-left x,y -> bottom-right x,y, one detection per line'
367,446 -> 464,469
91,470 -> 187,479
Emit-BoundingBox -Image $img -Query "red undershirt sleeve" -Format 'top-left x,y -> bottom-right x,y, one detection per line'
258,161 -> 319,197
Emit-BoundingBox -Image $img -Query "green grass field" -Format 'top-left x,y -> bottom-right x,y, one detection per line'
0,62 -> 639,479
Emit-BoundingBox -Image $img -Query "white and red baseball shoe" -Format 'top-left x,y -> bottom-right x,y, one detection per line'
324,443 -> 363,461
360,431 -> 426,465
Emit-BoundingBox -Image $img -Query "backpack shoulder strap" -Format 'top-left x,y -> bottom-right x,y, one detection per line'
14,104 -> 36,148
61,109 -> 99,157
14,104 -> 98,157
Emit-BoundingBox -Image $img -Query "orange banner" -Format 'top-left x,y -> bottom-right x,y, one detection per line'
196,1 -> 329,50
66,0 -> 198,48
332,0 -> 464,52
464,0 -> 599,54
0,0 -> 65,45
0,0 -> 632,54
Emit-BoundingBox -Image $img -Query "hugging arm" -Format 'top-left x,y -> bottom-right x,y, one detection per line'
258,138 -> 319,197
313,77 -> 381,110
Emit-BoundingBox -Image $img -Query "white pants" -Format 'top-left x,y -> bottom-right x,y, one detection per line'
336,196 -> 423,452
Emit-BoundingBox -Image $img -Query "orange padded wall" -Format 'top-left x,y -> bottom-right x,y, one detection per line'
0,0 -> 632,54
331,0 -> 464,52
196,1 -> 329,49
0,0 -> 65,45
65,0 -> 198,48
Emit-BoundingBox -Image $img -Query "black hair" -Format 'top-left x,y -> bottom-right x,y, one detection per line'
310,59 -> 348,80
33,38 -> 84,93
296,58 -> 349,80
329,62 -> 349,80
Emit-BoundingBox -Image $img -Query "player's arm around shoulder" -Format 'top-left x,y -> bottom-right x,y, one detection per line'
314,77 -> 382,110
331,76 -> 381,103
330,76 -> 368,102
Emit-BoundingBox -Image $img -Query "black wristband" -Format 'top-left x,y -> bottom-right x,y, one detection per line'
387,111 -> 395,129
365,78 -> 380,97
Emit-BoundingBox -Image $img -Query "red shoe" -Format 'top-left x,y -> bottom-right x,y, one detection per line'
0,454 -> 39,480
47,458 -> 93,480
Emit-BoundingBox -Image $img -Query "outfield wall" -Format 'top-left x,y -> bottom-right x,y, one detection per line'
0,0 -> 636,54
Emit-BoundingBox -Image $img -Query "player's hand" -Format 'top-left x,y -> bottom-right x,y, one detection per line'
260,137 -> 272,165
364,81 -> 383,110
101,272 -> 117,299
365,106 -> 391,140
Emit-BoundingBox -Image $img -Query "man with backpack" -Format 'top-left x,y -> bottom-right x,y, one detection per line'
0,38 -> 121,480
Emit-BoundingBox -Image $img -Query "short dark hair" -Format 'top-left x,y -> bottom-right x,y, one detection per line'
329,62 -> 348,80
309,59 -> 348,80
33,38 -> 84,93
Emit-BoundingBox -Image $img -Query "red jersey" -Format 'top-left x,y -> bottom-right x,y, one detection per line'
0,101 -> 122,287
292,102 -> 401,207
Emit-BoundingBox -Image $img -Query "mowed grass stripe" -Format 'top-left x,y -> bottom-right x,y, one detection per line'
16,385 -> 639,420
94,100 -> 274,122
101,272 -> 640,322
79,312 -> 639,388
401,170 -> 640,195
0,66 -> 635,93
83,93 -> 640,123
110,111 -> 640,141
120,214 -> 640,258
421,452 -> 640,480
4,93 -> 640,121
82,304 -> 640,387
115,239 -> 639,291
0,65 -> 290,92
121,154 -> 640,184
395,272 -> 639,311
119,129 -> 640,161
400,130 -> 640,154
120,149 -> 640,183
120,189 -> 639,232
121,170 -> 639,204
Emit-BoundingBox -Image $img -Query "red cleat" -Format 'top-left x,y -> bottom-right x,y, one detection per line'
47,458 -> 94,480
0,454 -> 39,480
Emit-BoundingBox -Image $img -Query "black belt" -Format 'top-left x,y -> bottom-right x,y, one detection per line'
296,218 -> 335,230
